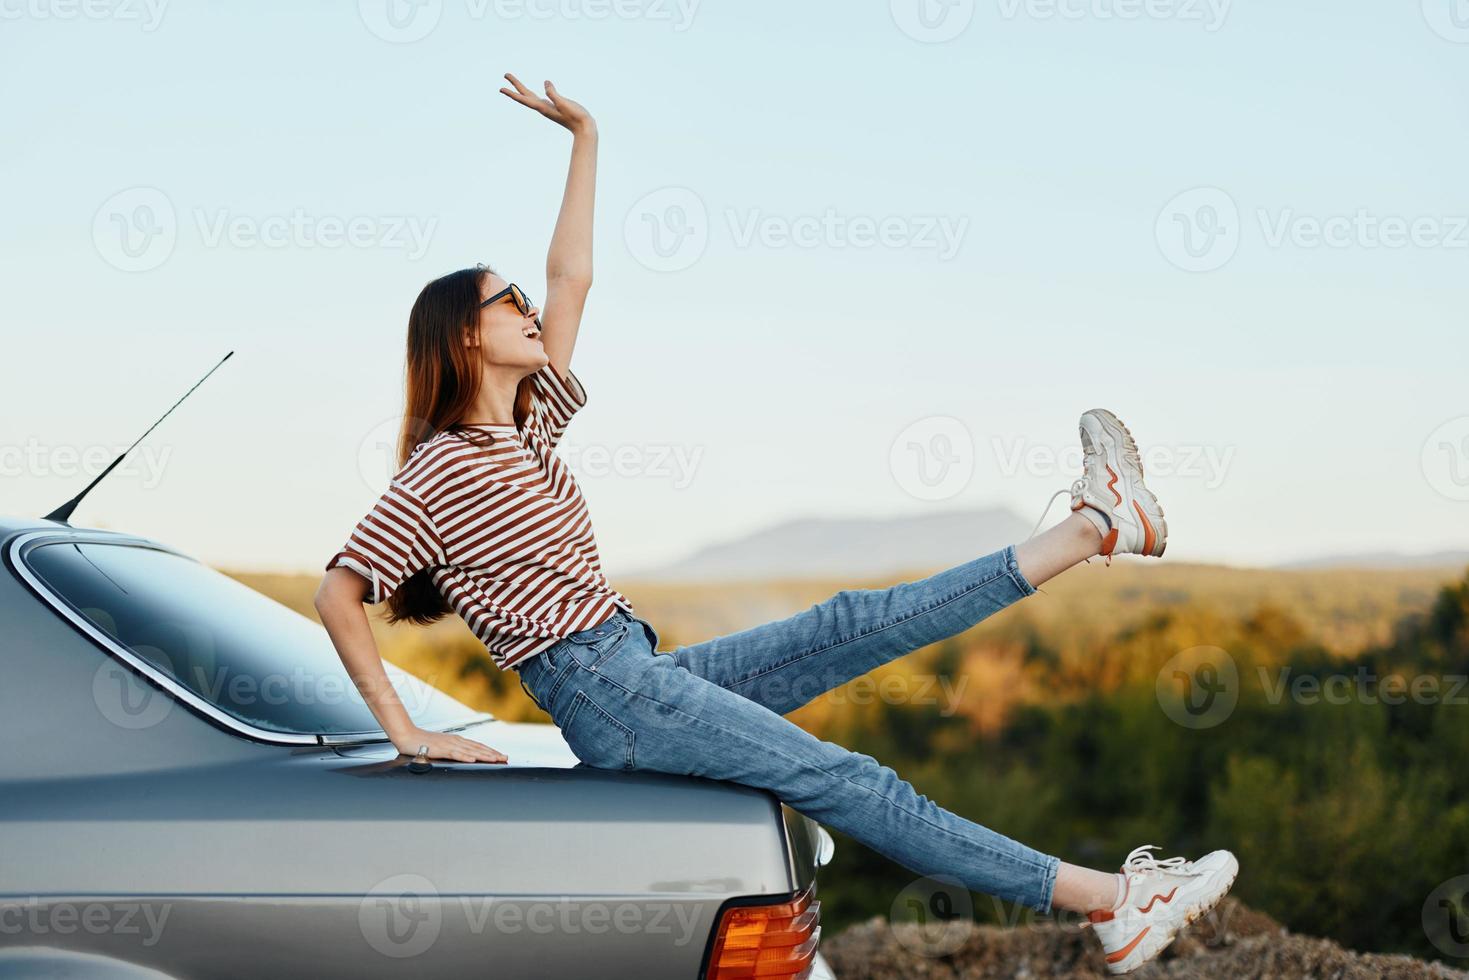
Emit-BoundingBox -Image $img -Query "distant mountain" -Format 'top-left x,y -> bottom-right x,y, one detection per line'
1277,550 -> 1469,571
625,507 -> 1032,583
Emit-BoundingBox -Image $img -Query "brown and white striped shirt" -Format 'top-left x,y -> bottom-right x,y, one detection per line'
326,362 -> 634,671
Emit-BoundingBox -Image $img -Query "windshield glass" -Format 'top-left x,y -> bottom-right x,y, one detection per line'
24,540 -> 483,737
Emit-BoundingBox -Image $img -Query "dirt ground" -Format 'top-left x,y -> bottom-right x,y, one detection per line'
821,899 -> 1466,980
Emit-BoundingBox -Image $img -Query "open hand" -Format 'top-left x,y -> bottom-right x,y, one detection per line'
394,728 -> 508,764
500,73 -> 595,136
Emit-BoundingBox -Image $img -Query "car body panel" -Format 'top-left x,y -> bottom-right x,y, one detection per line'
0,516 -> 835,978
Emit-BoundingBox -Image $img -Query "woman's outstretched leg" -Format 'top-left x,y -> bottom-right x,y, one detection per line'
663,408 -> 1167,716
662,543 -> 1044,716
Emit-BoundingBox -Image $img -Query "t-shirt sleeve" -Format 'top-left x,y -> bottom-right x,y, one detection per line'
325,481 -> 443,605
529,360 -> 589,450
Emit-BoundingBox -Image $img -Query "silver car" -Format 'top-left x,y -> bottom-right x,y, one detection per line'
0,515 -> 837,979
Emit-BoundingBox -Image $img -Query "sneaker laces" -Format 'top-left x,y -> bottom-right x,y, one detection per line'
1027,479 -> 1088,540
1121,844 -> 1198,878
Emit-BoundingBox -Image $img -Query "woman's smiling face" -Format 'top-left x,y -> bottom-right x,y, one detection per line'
474,271 -> 546,373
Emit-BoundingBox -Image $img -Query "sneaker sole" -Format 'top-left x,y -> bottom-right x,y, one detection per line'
1087,409 -> 1168,558
1106,855 -> 1239,975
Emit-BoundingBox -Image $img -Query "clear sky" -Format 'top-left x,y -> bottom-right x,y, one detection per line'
3,0 -> 1466,576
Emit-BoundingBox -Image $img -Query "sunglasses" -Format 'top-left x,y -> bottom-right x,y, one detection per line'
479,283 -> 541,330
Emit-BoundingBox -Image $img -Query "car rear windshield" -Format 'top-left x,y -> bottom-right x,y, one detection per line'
24,540 -> 482,737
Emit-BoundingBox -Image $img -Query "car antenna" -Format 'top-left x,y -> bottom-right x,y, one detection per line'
44,351 -> 235,525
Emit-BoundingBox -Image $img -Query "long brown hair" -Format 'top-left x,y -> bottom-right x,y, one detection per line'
385,263 -> 534,626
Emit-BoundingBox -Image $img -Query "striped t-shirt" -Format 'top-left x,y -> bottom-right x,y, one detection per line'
326,361 -> 634,671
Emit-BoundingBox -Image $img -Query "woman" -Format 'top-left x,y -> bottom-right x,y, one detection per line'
315,73 -> 1238,975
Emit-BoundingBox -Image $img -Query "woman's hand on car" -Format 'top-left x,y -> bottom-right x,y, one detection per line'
393,728 -> 508,764
499,73 -> 595,136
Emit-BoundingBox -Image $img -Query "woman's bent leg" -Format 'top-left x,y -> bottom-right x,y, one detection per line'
578,645 -> 1061,913
663,545 -> 1039,716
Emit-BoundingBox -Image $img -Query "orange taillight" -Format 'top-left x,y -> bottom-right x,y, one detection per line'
705,885 -> 820,980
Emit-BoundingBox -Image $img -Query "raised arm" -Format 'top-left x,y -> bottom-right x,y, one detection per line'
499,72 -> 597,379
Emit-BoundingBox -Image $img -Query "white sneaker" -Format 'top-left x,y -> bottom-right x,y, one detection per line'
1088,845 -> 1239,974
1070,409 -> 1167,558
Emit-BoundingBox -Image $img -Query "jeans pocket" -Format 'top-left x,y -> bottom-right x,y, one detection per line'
560,689 -> 635,770
564,619 -> 632,673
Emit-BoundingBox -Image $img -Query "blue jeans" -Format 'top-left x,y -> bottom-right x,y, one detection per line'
515,545 -> 1061,913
